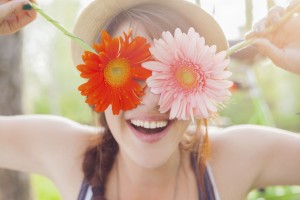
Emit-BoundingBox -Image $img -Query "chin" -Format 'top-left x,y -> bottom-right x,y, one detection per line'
123,143 -> 179,169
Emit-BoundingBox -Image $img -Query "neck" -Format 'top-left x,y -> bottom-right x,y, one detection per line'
118,147 -> 181,185
115,146 -> 182,199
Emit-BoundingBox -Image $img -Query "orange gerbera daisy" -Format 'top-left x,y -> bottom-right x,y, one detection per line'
77,30 -> 152,114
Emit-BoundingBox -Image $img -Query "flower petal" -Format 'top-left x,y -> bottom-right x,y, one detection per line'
142,61 -> 170,72
77,29 -> 151,114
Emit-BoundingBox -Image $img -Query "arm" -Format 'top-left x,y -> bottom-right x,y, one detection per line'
0,0 -> 36,35
250,126 -> 300,187
212,125 -> 300,189
0,115 -> 96,178
246,0 -> 300,75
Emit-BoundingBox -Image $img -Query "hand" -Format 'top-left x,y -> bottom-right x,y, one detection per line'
246,0 -> 300,75
0,0 -> 37,35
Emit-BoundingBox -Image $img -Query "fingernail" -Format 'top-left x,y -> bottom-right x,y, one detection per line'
245,31 -> 254,39
22,3 -> 32,10
254,26 -> 261,33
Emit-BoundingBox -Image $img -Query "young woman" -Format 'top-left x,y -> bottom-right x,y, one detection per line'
0,0 -> 300,200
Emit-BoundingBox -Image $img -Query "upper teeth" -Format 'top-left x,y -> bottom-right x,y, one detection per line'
130,120 -> 168,129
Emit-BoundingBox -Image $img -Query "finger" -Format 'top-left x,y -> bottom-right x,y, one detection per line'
287,0 -> 300,11
252,38 -> 285,67
247,18 -> 269,39
245,31 -> 256,39
0,0 -> 30,20
268,6 -> 285,17
0,0 -> 11,4
246,19 -> 268,39
274,14 -> 300,43
1,1 -> 36,35
267,6 -> 285,26
247,7 -> 286,40
17,9 -> 36,28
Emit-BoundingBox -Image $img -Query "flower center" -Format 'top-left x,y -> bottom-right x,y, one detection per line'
175,65 -> 199,90
104,59 -> 131,87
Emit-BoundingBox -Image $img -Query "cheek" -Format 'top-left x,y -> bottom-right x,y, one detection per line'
104,109 -> 125,141
171,120 -> 190,140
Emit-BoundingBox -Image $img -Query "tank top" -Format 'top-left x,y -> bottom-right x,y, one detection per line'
77,153 -> 220,200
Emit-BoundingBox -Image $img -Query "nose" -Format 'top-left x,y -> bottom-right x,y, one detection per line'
140,87 -> 160,110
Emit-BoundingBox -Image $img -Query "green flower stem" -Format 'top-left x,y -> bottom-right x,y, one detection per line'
227,3 -> 300,56
30,3 -> 97,54
227,39 -> 254,56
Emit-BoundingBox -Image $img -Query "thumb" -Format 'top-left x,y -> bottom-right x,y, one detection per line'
252,38 -> 285,67
0,0 -> 30,20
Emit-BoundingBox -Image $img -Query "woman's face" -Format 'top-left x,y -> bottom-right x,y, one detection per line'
104,22 -> 190,168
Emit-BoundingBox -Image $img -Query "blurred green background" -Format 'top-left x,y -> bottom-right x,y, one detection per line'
17,0 -> 300,199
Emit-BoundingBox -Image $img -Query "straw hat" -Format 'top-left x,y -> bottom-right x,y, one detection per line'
72,0 -> 228,65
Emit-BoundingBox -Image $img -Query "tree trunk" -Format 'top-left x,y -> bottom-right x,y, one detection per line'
0,33 -> 32,200
239,0 -> 253,36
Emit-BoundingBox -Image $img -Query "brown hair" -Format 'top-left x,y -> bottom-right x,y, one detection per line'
82,3 -> 210,200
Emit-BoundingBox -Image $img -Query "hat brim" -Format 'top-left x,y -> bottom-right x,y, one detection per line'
72,0 -> 228,65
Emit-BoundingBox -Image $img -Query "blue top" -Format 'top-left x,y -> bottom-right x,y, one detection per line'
77,153 -> 218,200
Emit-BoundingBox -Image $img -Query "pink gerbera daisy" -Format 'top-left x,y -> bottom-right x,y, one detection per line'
143,27 -> 233,121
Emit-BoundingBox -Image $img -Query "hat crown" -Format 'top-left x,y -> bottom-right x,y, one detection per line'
71,0 -> 228,65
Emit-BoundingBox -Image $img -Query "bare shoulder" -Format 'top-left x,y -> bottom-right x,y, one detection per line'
208,125 -> 300,200
36,115 -> 100,199
209,124 -> 298,160
207,125 -> 265,199
29,115 -> 99,167
26,115 -> 99,197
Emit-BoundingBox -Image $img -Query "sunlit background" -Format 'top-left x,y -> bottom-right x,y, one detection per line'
18,0 -> 300,199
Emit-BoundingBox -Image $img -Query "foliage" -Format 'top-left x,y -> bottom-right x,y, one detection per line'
248,186 -> 300,200
222,59 -> 300,132
31,175 -> 61,200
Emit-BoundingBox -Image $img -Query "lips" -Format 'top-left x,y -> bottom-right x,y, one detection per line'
127,119 -> 172,143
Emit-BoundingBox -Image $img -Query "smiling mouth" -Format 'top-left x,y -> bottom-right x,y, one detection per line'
128,119 -> 171,134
